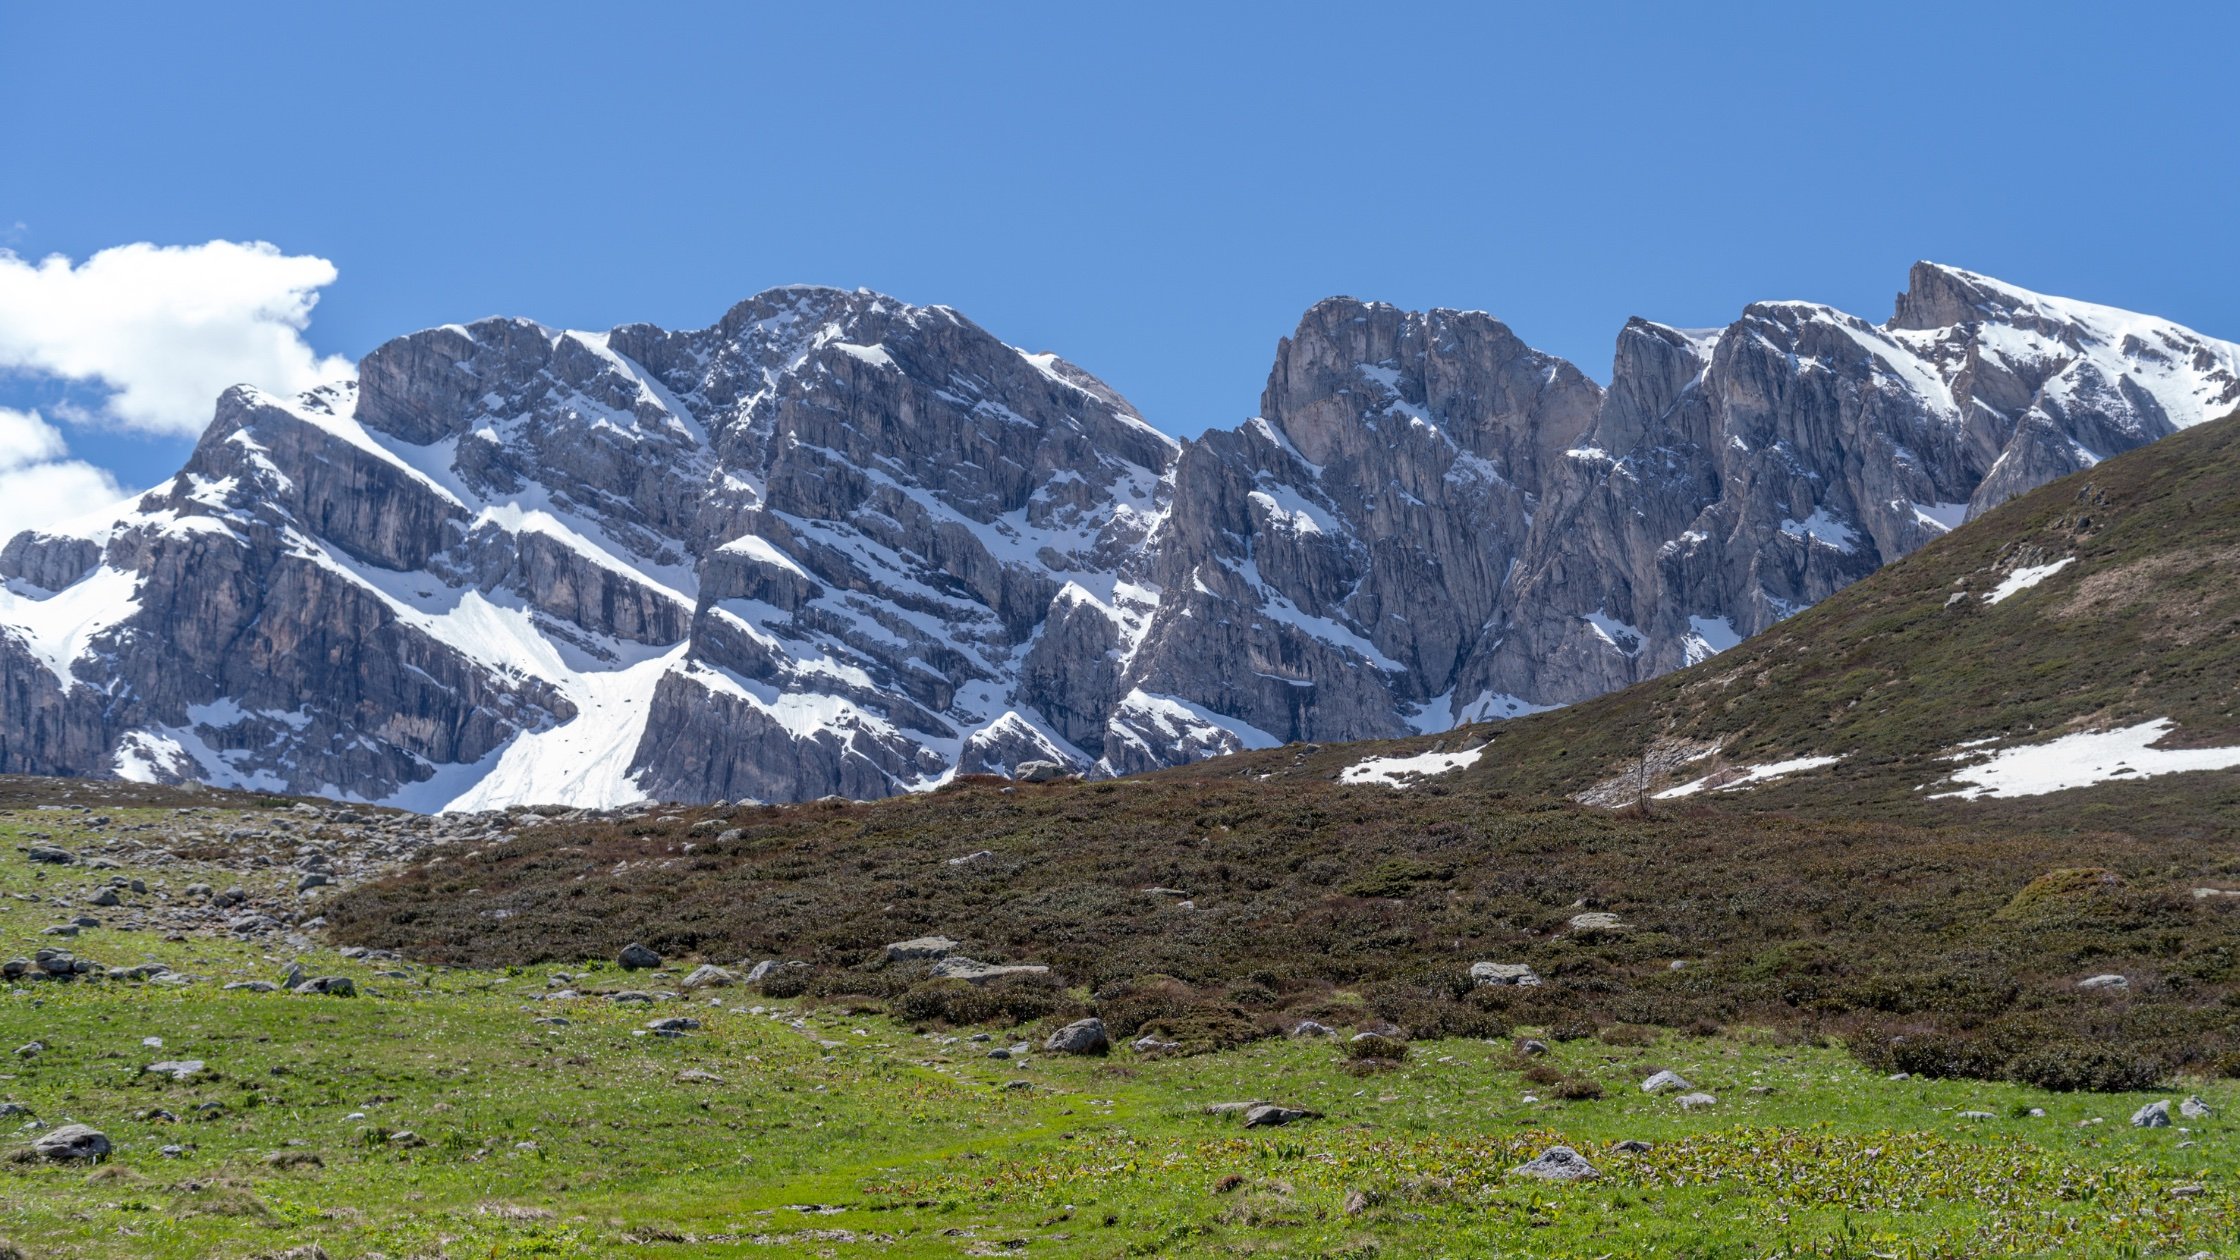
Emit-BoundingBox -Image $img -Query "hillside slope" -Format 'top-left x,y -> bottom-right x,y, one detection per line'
1455,403 -> 2240,825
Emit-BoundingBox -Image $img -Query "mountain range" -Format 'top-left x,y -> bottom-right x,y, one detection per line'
1,263 -> 2233,807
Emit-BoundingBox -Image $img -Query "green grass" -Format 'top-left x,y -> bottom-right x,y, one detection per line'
6,823 -> 2240,1258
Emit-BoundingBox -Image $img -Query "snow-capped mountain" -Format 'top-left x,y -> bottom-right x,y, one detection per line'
2,265 -> 2233,808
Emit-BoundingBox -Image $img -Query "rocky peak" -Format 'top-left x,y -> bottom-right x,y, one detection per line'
1,266 -> 2231,809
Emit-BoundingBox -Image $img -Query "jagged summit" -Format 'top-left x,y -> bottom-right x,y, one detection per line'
2,266 -> 2231,809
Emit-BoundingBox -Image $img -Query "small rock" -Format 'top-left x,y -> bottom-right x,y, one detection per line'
2077,974 -> 2129,990
1517,1038 -> 1550,1057
2132,1100 -> 2172,1128
679,964 -> 736,990
1675,1092 -> 1718,1110
884,935 -> 963,962
1511,1145 -> 1599,1181
387,1130 -> 427,1148
645,1017 -> 701,1033
1242,1104 -> 1316,1129
34,1124 -> 110,1161
1566,911 -> 1629,934
1611,1139 -> 1652,1153
2180,1095 -> 2213,1119
927,956 -> 1049,984
1044,1018 -> 1109,1056
617,942 -> 662,970
1469,961 -> 1542,987
1958,1110 -> 1995,1120
1013,759 -> 1067,783
1289,1020 -> 1336,1038
143,1059 -> 206,1082
1640,1070 -> 1692,1095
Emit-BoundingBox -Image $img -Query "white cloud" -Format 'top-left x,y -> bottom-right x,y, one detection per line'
0,407 -> 127,543
0,240 -> 354,437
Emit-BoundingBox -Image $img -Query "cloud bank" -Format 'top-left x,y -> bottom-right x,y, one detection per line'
0,407 -> 127,544
0,240 -> 353,436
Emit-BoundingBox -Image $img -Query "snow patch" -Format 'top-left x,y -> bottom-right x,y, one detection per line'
1933,719 -> 2240,800
1656,755 -> 1842,799
1340,743 -> 1486,788
1984,558 -> 2074,604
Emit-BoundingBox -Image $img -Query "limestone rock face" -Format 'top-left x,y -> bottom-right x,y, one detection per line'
1,267 -> 2232,807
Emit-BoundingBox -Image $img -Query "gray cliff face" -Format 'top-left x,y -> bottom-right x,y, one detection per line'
0,266 -> 2232,807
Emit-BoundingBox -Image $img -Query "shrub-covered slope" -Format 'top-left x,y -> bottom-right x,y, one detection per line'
329,411 -> 2240,1087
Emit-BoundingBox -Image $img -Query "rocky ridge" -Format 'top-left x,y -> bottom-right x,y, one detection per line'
1,265 -> 2233,806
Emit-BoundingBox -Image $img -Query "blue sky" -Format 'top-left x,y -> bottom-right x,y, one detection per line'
3,1 -> 2237,510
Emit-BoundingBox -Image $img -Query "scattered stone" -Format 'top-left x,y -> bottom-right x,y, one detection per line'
34,1124 -> 110,1161
617,942 -> 663,970
1290,1020 -> 1337,1038
674,1069 -> 726,1085
927,956 -> 1049,985
1242,1105 -> 1316,1129
1131,1035 -> 1181,1054
387,1131 -> 427,1148
2077,974 -> 2129,990
89,888 -> 122,907
292,976 -> 355,997
680,964 -> 736,990
143,1059 -> 207,1082
1746,1085 -> 1776,1096
1676,1092 -> 1718,1110
1517,1038 -> 1550,1056
1611,1139 -> 1652,1153
264,1149 -> 324,1169
1959,1111 -> 1995,1120
1014,759 -> 1067,783
25,846 -> 75,865
1511,1146 -> 1599,1181
1640,1070 -> 1691,1095
884,936 -> 962,962
2171,1184 -> 2205,1199
2180,1095 -> 2213,1119
2132,1100 -> 2172,1128
1469,961 -> 1542,987
646,1017 -> 701,1034
946,850 -> 994,866
1043,1018 -> 1109,1056
1566,911 -> 1629,934
224,981 -> 280,993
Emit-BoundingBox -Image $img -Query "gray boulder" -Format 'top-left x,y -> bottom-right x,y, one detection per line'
34,1123 -> 111,1161
679,964 -> 736,990
2132,1100 -> 2172,1128
1042,1018 -> 1109,1056
617,942 -> 662,970
883,936 -> 961,962
928,956 -> 1050,985
143,1059 -> 206,1081
2180,1095 -> 2213,1119
1469,962 -> 1542,987
1511,1145 -> 1599,1181
1641,1070 -> 1692,1095
1242,1104 -> 1316,1129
